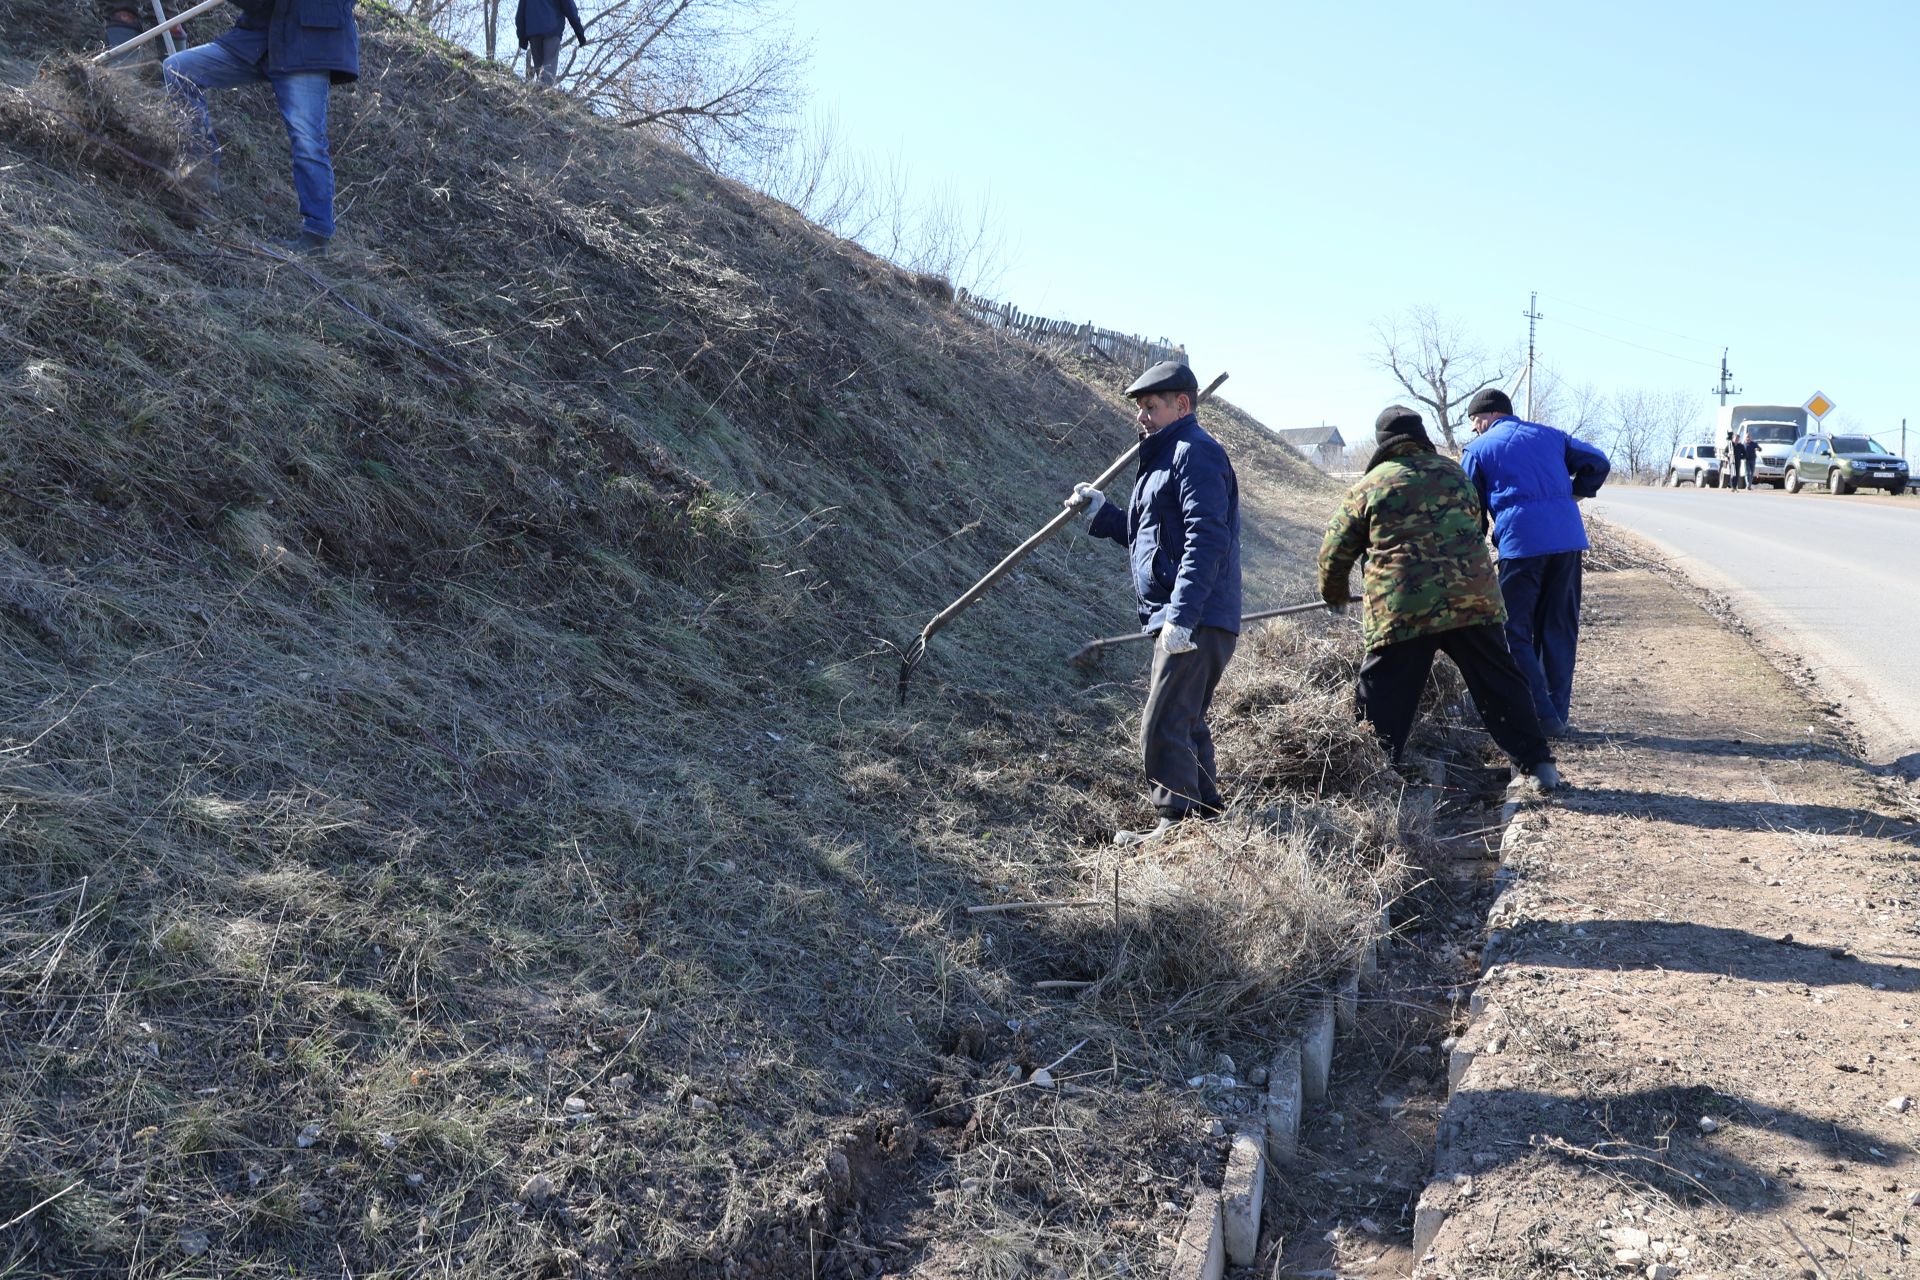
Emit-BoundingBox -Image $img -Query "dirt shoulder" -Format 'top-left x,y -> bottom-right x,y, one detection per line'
1416,561 -> 1920,1279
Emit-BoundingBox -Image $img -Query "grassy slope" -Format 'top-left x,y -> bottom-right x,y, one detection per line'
0,11 -> 1409,1277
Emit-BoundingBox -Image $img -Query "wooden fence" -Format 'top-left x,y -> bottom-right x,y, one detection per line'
954,289 -> 1185,372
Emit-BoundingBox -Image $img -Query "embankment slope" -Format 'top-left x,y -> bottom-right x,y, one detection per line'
0,12 -> 1398,1276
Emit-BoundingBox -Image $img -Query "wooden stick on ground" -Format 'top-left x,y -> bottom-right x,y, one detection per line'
966,898 -> 1103,916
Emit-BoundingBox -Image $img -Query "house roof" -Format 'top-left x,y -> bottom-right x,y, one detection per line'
1273,426 -> 1346,449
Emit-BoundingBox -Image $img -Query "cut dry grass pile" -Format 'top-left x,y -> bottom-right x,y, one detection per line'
0,10 -> 1424,1278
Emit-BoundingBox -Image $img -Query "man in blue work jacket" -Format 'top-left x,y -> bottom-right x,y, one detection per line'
1460,388 -> 1611,737
1068,361 -> 1242,847
164,0 -> 359,253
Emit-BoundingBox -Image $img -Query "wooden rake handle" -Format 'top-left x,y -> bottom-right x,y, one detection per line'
919,372 -> 1229,643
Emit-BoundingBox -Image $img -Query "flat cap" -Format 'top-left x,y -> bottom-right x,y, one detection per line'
1124,360 -> 1199,400
1466,387 -> 1514,418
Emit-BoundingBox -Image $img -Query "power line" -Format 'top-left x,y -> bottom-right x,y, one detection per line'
1538,292 -> 1716,350
1547,314 -> 1718,368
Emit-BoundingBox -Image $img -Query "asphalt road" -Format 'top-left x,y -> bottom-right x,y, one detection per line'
1588,484 -> 1920,774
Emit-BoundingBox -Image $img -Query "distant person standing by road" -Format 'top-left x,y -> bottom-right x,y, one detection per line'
162,0 -> 358,254
1067,361 -> 1242,847
1319,407 -> 1561,793
1737,425 -> 1758,490
517,0 -> 588,85
1726,429 -> 1750,491
1461,388 -> 1611,738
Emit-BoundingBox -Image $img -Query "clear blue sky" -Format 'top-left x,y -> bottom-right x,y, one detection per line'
778,1 -> 1918,455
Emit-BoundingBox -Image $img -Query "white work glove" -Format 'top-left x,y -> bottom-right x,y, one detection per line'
1064,482 -> 1107,520
1157,623 -> 1196,655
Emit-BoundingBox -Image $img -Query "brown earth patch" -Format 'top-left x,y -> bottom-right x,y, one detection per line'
1417,564 -> 1920,1279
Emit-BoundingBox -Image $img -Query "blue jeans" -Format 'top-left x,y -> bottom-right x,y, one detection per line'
1497,550 -> 1583,724
164,38 -> 336,239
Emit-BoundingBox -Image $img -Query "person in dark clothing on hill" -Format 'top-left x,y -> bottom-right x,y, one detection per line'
517,0 -> 588,85
162,0 -> 359,253
1067,360 -> 1243,847
1460,387 -> 1611,738
1320,407 -> 1561,794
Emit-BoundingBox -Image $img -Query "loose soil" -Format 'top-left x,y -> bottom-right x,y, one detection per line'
1416,554 -> 1920,1279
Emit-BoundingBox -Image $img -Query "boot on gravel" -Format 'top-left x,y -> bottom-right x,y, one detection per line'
1516,761 -> 1565,795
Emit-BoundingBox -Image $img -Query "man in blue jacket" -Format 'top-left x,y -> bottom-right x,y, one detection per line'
517,0 -> 589,85
1460,388 -> 1611,737
1068,361 -> 1242,846
164,0 -> 359,253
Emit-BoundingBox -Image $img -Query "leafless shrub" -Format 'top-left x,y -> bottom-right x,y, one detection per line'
1371,305 -> 1509,450
1609,387 -> 1698,479
390,0 -> 803,161
741,112 -> 1010,295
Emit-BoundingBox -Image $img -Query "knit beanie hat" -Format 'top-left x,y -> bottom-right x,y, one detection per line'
1374,405 -> 1430,450
1467,387 -> 1514,418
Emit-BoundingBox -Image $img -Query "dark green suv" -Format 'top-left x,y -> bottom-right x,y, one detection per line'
1782,433 -> 1909,495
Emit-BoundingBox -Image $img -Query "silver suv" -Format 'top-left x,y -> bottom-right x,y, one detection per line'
1665,443 -> 1721,488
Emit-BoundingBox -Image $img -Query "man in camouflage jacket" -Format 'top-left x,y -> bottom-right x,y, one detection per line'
1319,407 -> 1560,790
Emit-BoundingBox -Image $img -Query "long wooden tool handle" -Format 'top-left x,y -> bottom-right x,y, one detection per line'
93,0 -> 228,63
1069,599 -> 1329,661
917,371 -> 1229,642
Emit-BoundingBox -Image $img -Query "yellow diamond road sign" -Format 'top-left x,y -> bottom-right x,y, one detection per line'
1805,391 -> 1835,420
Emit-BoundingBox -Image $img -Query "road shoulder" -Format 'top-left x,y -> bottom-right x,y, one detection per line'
1415,564 -> 1920,1279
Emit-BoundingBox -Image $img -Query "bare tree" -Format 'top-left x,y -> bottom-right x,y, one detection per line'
1609,389 -> 1698,480
1369,307 -> 1508,450
582,0 -> 804,164
742,115 -> 1010,296
1527,365 -> 1606,441
390,0 -> 804,164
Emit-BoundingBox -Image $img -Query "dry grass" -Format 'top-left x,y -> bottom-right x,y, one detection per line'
0,10 -> 1426,1277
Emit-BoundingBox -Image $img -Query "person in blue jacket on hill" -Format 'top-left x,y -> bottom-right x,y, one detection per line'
1067,360 -> 1242,847
163,0 -> 358,253
517,0 -> 588,85
1460,387 -> 1612,737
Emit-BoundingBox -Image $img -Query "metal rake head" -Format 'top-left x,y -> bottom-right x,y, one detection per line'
895,632 -> 930,705
1067,640 -> 1104,668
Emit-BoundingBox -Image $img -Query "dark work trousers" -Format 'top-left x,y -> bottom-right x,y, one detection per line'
1497,550 -> 1583,724
526,35 -> 563,83
1355,623 -> 1552,770
1141,625 -> 1238,818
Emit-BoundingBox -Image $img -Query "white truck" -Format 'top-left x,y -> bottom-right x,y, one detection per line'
1716,404 -> 1808,489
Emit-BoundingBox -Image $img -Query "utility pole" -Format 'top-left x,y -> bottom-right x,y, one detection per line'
1711,348 -> 1742,406
1522,291 -> 1543,419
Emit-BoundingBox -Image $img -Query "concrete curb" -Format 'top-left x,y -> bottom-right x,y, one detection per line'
1334,968 -> 1360,1034
1220,1133 -> 1265,1266
1165,838 -> 1407,1277
1407,778 -> 1539,1271
1168,1186 -> 1224,1280
1264,1041 -> 1302,1162
1301,1000 -> 1335,1103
